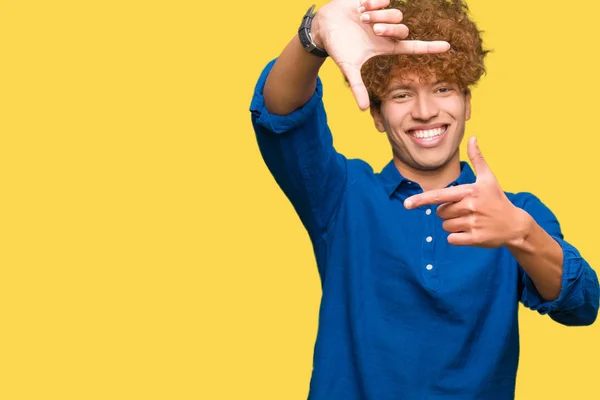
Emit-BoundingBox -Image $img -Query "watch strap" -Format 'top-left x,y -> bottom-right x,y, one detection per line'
298,5 -> 329,58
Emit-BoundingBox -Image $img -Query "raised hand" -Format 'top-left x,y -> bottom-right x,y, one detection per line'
403,137 -> 528,248
313,0 -> 451,110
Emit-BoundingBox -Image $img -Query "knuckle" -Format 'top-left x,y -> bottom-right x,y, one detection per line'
469,214 -> 478,227
466,199 -> 477,212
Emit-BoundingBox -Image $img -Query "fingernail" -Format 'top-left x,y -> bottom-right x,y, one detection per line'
374,25 -> 384,35
360,13 -> 370,22
358,6 -> 366,13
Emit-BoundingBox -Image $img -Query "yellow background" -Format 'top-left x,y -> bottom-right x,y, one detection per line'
1,0 -> 598,399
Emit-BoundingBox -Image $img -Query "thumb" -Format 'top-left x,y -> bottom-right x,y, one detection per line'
467,136 -> 492,180
338,62 -> 370,111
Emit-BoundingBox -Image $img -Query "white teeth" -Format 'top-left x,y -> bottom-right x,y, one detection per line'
411,126 -> 447,140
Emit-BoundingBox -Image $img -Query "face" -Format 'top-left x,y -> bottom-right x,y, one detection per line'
371,71 -> 472,172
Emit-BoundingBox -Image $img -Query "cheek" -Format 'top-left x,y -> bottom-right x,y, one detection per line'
381,106 -> 409,130
443,103 -> 467,122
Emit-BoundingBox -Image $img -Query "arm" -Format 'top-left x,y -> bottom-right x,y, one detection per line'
250,1 -> 450,240
506,210 -> 563,302
250,56 -> 347,242
512,194 -> 599,326
263,30 -> 326,116
402,138 -> 599,326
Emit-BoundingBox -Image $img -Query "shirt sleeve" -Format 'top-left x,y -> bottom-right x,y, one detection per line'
515,193 -> 599,326
249,59 -> 347,243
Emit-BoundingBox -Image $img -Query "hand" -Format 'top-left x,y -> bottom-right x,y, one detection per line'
313,0 -> 450,110
403,137 -> 529,248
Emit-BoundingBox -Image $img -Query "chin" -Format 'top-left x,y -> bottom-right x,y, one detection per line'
406,153 -> 455,172
414,163 -> 446,172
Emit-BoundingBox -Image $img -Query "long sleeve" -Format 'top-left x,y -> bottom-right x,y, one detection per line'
249,59 -> 347,246
514,193 -> 599,326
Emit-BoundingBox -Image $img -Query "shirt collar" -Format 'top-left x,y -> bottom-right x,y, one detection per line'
380,160 -> 477,198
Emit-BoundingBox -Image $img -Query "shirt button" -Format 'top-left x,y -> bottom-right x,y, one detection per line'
426,236 -> 433,243
407,181 -> 412,185
425,209 -> 432,215
426,264 -> 433,270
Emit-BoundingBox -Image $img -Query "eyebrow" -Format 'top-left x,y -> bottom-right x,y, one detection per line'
387,80 -> 444,92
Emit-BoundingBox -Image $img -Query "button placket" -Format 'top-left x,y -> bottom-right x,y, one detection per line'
421,206 -> 439,291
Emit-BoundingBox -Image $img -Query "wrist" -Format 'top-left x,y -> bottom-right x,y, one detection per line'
311,14 -> 325,49
298,5 -> 328,57
506,208 -> 535,251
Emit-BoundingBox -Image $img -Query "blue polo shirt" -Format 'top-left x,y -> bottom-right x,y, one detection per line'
250,60 -> 599,400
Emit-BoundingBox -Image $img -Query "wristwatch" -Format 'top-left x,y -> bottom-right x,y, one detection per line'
298,5 -> 329,58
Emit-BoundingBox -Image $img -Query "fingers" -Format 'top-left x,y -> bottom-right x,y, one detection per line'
338,62 -> 370,111
442,217 -> 468,233
393,40 -> 451,55
357,1 -> 450,54
372,23 -> 409,39
404,185 -> 473,209
447,232 -> 471,246
436,202 -> 471,220
367,23 -> 448,51
360,9 -> 403,24
467,136 -> 493,180
443,220 -> 475,246
358,0 -> 391,12
359,8 -> 408,39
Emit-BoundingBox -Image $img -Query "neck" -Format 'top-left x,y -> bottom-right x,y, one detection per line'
393,153 -> 461,192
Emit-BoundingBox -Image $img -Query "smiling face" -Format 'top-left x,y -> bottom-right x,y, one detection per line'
371,71 -> 472,173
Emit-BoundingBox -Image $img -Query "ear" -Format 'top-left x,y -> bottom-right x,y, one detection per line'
464,89 -> 472,121
369,106 -> 386,133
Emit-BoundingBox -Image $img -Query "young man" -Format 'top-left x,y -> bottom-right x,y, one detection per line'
249,0 -> 599,398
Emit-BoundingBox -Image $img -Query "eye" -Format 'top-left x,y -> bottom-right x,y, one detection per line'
392,93 -> 410,100
436,87 -> 454,94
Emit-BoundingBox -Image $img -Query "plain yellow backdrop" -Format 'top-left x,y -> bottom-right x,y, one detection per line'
1,0 -> 599,399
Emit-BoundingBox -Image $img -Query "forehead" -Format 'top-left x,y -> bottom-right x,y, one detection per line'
389,71 -> 439,86
386,68 -> 456,89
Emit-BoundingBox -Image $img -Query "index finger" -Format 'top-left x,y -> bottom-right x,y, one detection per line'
393,40 -> 451,55
404,185 -> 471,209
338,62 -> 370,110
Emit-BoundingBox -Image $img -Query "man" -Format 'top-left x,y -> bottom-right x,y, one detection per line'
249,0 -> 599,398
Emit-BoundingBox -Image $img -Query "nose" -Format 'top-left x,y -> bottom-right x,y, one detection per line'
411,94 -> 439,121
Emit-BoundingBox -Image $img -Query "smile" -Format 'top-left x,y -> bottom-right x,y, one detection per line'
407,125 -> 449,148
409,125 -> 447,140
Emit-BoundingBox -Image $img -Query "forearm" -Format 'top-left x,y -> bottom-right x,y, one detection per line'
507,210 -> 563,301
263,22 -> 327,115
